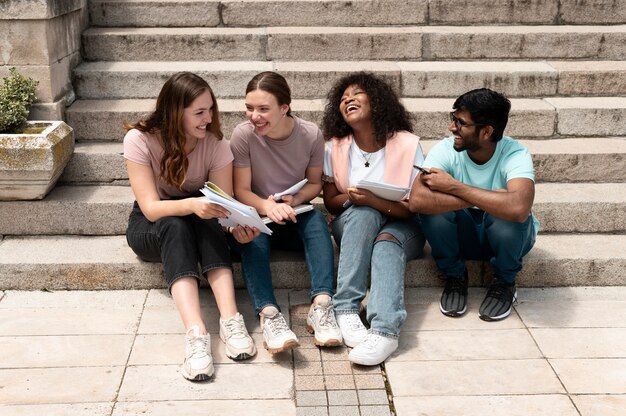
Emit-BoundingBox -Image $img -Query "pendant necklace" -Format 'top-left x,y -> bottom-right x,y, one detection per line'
359,149 -> 372,167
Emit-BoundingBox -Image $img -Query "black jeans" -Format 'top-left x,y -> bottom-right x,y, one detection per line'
126,201 -> 232,290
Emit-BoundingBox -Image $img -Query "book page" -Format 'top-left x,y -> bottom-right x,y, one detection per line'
272,178 -> 308,201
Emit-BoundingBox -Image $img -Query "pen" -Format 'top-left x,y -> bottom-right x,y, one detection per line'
413,165 -> 431,175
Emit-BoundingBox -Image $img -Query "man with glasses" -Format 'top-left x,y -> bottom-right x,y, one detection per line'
408,88 -> 538,321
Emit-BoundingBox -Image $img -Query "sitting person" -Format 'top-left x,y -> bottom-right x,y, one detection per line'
123,72 -> 257,381
321,72 -> 425,366
409,88 -> 538,322
229,71 -> 342,354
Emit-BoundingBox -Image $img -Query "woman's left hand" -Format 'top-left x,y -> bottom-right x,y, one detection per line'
232,225 -> 260,244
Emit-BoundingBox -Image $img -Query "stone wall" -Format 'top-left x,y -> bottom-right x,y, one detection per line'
0,0 -> 88,121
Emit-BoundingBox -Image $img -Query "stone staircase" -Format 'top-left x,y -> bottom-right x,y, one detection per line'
1,0 -> 625,290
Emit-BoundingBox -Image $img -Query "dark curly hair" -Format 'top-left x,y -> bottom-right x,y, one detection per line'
322,72 -> 413,146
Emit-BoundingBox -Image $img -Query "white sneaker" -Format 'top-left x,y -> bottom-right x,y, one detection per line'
181,325 -> 214,381
219,312 -> 257,360
260,306 -> 299,354
348,333 -> 398,366
336,313 -> 368,347
306,297 -> 343,347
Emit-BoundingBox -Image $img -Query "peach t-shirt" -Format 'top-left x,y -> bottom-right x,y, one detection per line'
123,129 -> 233,199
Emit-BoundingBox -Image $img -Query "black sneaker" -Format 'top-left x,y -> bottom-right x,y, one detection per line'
479,280 -> 517,321
439,269 -> 468,317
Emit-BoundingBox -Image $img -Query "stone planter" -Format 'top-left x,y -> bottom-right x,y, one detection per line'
0,121 -> 74,200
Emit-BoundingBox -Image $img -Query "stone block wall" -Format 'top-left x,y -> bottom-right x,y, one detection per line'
0,0 -> 88,121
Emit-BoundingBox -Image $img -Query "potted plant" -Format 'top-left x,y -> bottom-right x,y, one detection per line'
0,67 -> 74,200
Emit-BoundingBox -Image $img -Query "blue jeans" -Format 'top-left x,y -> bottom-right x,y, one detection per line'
230,208 -> 334,315
331,206 -> 424,338
419,209 -> 536,284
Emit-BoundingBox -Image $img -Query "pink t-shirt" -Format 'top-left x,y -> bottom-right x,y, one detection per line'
230,116 -> 324,199
123,129 -> 233,199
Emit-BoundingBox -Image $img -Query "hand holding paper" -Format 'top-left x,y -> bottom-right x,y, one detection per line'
272,178 -> 308,201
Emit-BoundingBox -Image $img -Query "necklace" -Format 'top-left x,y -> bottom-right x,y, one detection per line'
359,149 -> 373,167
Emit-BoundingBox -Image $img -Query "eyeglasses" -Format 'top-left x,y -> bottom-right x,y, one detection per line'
449,112 -> 485,130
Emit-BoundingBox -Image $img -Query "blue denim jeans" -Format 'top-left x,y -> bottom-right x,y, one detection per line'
331,206 -> 424,338
419,209 -> 536,284
229,208 -> 334,315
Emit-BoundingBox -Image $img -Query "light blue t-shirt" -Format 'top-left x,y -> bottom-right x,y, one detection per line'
424,136 -> 539,234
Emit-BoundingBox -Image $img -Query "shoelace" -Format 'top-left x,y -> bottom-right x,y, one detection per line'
359,334 -> 381,350
187,334 -> 210,358
267,313 -> 290,335
445,276 -> 466,293
488,283 -> 517,304
223,315 -> 246,339
315,305 -> 338,328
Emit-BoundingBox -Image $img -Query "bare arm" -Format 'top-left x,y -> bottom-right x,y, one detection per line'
323,180 -> 350,215
127,160 -> 230,222
409,171 -> 472,214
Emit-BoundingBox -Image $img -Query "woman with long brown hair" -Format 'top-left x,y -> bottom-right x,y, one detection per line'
123,72 -> 258,381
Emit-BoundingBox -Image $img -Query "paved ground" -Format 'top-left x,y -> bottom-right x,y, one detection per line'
0,287 -> 625,415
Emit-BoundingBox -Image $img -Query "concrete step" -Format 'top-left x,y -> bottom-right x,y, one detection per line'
66,97 -> 626,141
81,25 -> 626,62
73,60 -> 626,100
1,182 -> 624,236
59,139 -> 626,187
0,234 -> 624,290
88,0 -> 626,27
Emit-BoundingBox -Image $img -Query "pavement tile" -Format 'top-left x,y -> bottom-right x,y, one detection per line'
118,363 -> 292,401
128,333 -> 284,365
394,394 -> 579,416
325,374 -> 356,390
0,366 -> 125,405
518,287 -> 626,302
294,324 -> 313,337
530,328 -> 626,358
360,405 -> 392,416
572,395 -> 626,416
516,301 -> 626,328
328,406 -> 360,416
0,308 -> 141,335
323,360 -> 353,375
296,390 -> 328,407
0,403 -> 114,416
394,329 -> 542,361
358,389 -> 389,405
0,290 -> 147,308
352,364 -> 382,374
321,346 -> 350,361
354,374 -> 386,390
550,358 -> 626,394
294,348 -> 322,362
404,303 -> 524,331
328,389 -> 358,405
145,288 -> 258,307
0,335 -> 133,367
112,400 -> 295,415
295,375 -> 326,391
295,360 -> 324,376
386,359 -> 564,396
296,407 -> 328,416
298,335 -> 319,349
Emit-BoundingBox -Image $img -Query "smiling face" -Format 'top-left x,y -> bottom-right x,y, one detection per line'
339,84 -> 372,128
449,109 -> 482,153
245,89 -> 289,138
182,90 -> 213,141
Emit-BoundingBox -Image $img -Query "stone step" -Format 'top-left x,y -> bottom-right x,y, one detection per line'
88,0 -> 626,27
60,138 -> 626,186
73,60 -> 626,100
0,234 -> 624,290
1,182 -> 624,236
66,97 -> 626,141
81,25 -> 626,62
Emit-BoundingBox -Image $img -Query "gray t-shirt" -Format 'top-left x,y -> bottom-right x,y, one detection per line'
230,116 -> 324,199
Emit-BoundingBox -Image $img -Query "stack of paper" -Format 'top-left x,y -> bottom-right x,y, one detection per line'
354,180 -> 409,201
200,182 -> 273,235
273,178 -> 308,201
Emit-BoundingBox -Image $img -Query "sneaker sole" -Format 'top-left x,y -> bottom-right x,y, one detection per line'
181,364 -> 214,381
264,339 -> 300,354
439,303 -> 467,317
305,323 -> 343,347
221,336 -> 258,361
479,290 -> 516,322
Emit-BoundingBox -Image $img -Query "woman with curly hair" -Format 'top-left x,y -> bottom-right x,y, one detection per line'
123,72 -> 258,381
322,72 -> 425,365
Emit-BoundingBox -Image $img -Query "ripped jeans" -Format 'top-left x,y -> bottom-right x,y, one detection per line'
331,205 -> 425,338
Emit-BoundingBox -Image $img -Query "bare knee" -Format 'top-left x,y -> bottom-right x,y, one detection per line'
375,232 -> 399,244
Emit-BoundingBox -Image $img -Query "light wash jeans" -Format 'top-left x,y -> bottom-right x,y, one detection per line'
331,205 -> 424,338
229,208 -> 335,315
419,209 -> 536,284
